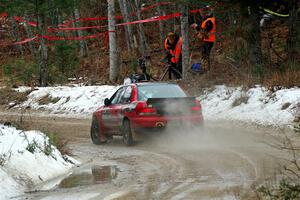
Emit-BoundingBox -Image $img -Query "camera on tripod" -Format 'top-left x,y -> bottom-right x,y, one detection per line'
162,51 -> 173,64
138,57 -> 147,73
123,57 -> 150,84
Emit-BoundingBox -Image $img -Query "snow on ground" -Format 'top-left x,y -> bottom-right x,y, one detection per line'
199,85 -> 300,127
0,125 -> 77,200
0,168 -> 20,200
15,84 -> 299,127
19,85 -> 117,116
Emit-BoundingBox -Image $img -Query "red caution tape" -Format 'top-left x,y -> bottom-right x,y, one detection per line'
117,12 -> 182,26
50,12 -> 182,32
51,7 -> 210,32
58,1 -> 174,27
49,25 -> 107,32
11,5 -> 211,45
13,16 -> 37,27
10,3 -> 208,31
14,35 -> 38,45
13,31 -> 113,45
190,7 -> 212,14
0,12 -> 8,18
41,31 -> 113,41
58,17 -> 109,27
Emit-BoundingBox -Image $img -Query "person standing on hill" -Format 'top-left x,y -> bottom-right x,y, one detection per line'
191,6 -> 216,69
164,32 -> 183,79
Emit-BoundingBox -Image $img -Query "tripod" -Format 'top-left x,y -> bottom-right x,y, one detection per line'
135,56 -> 182,82
159,61 -> 182,81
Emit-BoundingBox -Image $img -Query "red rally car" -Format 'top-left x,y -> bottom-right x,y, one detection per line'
91,82 -> 203,146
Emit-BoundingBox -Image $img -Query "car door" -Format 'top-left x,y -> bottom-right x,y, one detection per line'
118,85 -> 133,121
112,86 -> 132,133
102,87 -> 125,132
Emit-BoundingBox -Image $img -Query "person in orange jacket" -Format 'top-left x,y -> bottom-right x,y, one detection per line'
191,6 -> 216,68
164,32 -> 182,79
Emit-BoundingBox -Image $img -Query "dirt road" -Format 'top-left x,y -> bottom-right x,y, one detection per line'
0,111 -> 289,200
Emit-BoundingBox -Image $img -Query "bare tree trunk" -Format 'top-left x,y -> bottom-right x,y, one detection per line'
108,0 -> 119,82
134,0 -> 148,56
118,0 -> 134,53
287,0 -> 298,65
38,14 -> 48,87
48,0 -> 59,25
156,0 -> 166,48
247,4 -> 263,67
127,0 -> 139,49
24,16 -> 36,55
9,17 -> 24,55
180,4 -> 189,80
74,6 -> 88,57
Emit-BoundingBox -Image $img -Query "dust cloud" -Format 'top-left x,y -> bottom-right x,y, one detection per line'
136,121 -> 258,153
137,100 -> 260,153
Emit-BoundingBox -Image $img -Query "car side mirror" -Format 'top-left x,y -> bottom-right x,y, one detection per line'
104,98 -> 111,106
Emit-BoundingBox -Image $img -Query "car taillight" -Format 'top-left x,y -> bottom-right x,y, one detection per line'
136,102 -> 157,116
191,100 -> 202,112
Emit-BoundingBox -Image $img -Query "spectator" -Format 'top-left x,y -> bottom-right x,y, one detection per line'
164,32 -> 182,79
191,6 -> 216,69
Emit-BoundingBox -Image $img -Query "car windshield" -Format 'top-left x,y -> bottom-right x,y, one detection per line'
137,84 -> 187,101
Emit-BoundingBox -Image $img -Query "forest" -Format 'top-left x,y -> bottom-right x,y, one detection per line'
0,0 -> 299,88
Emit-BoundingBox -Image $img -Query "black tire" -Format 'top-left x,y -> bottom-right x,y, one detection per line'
90,117 -> 101,145
106,135 -> 113,140
122,119 -> 133,146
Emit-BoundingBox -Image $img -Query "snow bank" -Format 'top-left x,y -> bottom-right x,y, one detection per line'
20,85 -> 117,116
0,168 -> 21,200
0,124 -> 77,200
199,85 -> 300,126
14,85 -> 300,127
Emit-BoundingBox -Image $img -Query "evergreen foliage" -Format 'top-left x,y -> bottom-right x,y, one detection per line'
3,58 -> 38,86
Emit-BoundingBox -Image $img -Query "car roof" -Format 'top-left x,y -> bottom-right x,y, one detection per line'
135,82 -> 178,86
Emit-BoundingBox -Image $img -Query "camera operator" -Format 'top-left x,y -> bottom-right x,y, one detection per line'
164,32 -> 182,79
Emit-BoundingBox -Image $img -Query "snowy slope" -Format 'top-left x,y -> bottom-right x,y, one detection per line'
0,125 -> 77,200
14,85 -> 300,126
199,85 -> 300,126
0,168 -> 20,200
19,85 -> 117,116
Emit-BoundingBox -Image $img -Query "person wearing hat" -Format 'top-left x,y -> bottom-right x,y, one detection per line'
164,32 -> 182,79
191,6 -> 216,69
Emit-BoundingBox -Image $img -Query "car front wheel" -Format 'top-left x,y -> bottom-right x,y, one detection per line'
90,117 -> 102,145
122,119 -> 133,146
